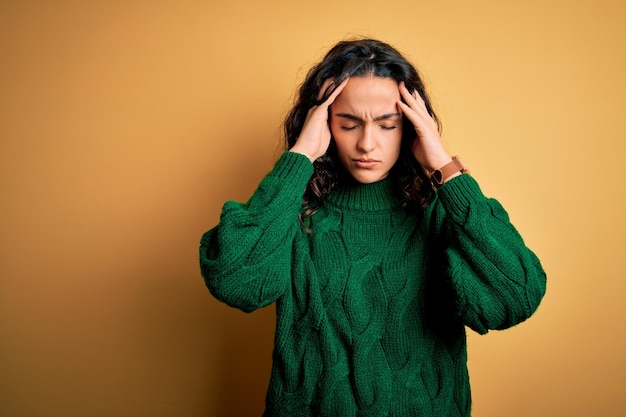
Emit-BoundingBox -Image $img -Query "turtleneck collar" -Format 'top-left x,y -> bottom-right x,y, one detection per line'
325,177 -> 401,212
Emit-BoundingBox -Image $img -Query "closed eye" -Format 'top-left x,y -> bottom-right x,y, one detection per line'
380,125 -> 397,130
340,125 -> 358,131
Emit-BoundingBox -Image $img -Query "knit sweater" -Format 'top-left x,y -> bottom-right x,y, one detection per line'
199,151 -> 546,416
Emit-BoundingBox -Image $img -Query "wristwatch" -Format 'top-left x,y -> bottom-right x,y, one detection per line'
431,156 -> 469,187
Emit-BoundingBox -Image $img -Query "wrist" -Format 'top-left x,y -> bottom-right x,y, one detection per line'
430,156 -> 469,187
411,141 -> 452,173
288,145 -> 316,163
424,156 -> 453,175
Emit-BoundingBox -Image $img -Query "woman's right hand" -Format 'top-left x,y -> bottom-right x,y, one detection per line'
289,78 -> 348,162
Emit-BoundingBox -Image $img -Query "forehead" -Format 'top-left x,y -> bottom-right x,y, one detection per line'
331,76 -> 400,111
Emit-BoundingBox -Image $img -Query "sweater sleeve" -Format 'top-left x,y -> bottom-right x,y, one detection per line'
199,151 -> 313,313
429,174 -> 547,335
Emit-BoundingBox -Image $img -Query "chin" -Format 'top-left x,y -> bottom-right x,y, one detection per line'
350,171 -> 387,184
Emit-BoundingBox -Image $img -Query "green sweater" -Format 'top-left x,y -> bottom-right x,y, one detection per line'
200,151 -> 546,416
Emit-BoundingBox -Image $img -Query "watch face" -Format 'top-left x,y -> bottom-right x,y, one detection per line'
432,170 -> 443,184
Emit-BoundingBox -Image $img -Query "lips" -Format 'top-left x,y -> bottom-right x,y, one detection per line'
353,159 -> 380,169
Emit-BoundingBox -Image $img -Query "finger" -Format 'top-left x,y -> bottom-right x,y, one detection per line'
397,98 -> 434,133
317,78 -> 335,101
317,77 -> 349,104
321,77 -> 349,107
399,82 -> 418,112
399,82 -> 429,119
398,81 -> 410,99
397,100 -> 420,127
397,84 -> 419,116
400,81 -> 425,107
399,81 -> 414,101
399,81 -> 416,100
327,77 -> 349,103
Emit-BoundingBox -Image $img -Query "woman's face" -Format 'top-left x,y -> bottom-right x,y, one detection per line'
329,75 -> 403,184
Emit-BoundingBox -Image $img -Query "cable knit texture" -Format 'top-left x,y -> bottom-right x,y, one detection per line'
200,151 -> 546,416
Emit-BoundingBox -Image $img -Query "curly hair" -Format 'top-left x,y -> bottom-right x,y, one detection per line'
284,38 -> 440,221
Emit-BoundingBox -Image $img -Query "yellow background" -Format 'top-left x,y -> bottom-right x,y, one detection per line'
1,1 -> 625,416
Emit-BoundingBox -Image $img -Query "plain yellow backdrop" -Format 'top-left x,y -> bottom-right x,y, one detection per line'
1,1 -> 625,416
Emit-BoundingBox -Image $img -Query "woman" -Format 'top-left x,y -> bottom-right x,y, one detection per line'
200,38 -> 546,416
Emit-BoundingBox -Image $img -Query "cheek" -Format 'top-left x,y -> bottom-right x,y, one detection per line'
329,122 -> 339,140
330,126 -> 349,156
333,139 -> 351,161
387,136 -> 403,162
387,129 -> 403,150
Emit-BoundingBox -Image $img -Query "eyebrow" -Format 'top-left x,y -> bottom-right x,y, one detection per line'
335,112 -> 401,122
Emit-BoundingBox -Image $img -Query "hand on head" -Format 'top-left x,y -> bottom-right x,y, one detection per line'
289,78 -> 349,162
397,82 -> 452,173
291,77 -> 453,175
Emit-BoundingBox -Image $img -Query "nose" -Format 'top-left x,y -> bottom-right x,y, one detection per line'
356,125 -> 376,153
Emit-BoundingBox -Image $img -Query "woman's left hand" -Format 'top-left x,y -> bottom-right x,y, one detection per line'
397,82 -> 452,173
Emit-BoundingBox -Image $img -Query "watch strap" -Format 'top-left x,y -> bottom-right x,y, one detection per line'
431,156 -> 469,187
